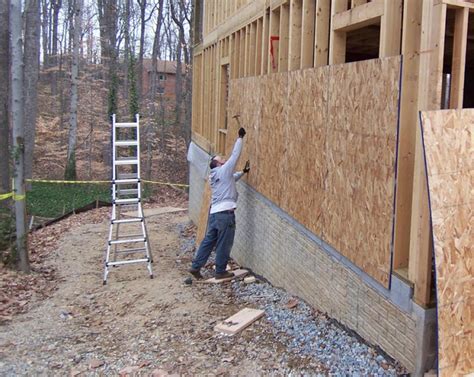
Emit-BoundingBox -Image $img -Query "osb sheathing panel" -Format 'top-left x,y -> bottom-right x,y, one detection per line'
196,181 -> 211,245
226,77 -> 261,188
283,67 -> 329,236
257,73 -> 289,204
421,109 -> 473,377
225,57 -> 401,287
325,58 -> 400,286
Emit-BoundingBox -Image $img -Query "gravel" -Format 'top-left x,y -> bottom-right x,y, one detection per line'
226,278 -> 406,376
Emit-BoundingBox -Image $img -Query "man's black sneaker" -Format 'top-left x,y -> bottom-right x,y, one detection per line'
214,271 -> 234,280
188,268 -> 203,280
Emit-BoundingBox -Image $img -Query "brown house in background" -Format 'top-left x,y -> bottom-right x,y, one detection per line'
142,59 -> 179,99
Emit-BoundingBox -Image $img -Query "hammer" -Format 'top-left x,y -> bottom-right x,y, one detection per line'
232,114 -> 242,127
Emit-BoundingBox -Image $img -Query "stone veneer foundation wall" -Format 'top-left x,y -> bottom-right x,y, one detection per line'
188,144 -> 437,374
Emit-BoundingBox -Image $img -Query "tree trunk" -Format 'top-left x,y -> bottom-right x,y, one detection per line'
65,0 -> 83,180
123,0 -> 131,102
50,0 -> 62,96
137,0 -> 147,101
170,0 -> 188,147
41,0 -> 49,67
0,0 -> 10,204
24,0 -> 41,187
145,0 -> 164,179
10,0 -> 30,273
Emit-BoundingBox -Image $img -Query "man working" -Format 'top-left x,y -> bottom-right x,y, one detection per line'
189,127 -> 250,280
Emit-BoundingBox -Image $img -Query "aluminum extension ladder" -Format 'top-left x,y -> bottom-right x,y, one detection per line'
103,114 -> 153,284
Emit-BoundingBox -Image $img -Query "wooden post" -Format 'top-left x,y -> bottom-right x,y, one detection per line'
380,0 -> 402,57
269,7 -> 280,73
289,0 -> 303,71
240,28 -> 246,76
449,6 -> 468,109
262,7 -> 270,74
314,0 -> 330,67
392,0 -> 422,272
256,17 -> 263,75
301,0 -> 316,69
329,0 -> 347,65
279,3 -> 290,71
249,21 -> 257,76
409,0 -> 446,307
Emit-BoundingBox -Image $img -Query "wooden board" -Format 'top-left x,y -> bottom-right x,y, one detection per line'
226,77 -> 261,188
324,57 -> 401,287
256,73 -> 288,204
214,307 -> 265,335
226,57 -> 401,287
196,181 -> 211,245
283,66 -> 329,236
420,109 -> 473,377
200,268 -> 248,284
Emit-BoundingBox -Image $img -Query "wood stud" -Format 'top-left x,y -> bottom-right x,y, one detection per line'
449,7 -> 469,109
289,0 -> 303,71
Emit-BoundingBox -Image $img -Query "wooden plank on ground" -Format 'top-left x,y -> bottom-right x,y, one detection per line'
420,109 -> 474,377
201,269 -> 248,284
214,308 -> 265,335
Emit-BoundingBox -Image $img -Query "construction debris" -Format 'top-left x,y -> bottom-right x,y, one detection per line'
214,308 -> 265,335
243,276 -> 256,284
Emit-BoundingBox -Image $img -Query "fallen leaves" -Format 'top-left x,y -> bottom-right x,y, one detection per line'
285,298 -> 299,309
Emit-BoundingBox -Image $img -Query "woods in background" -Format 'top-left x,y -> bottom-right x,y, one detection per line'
0,0 -> 193,272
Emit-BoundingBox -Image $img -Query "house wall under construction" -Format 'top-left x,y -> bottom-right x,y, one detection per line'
187,1 -> 474,375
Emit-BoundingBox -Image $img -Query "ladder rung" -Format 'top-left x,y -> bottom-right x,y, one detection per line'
115,140 -> 138,147
106,258 -> 149,266
111,218 -> 143,224
117,233 -> 143,238
114,247 -> 147,254
117,173 -> 138,179
114,122 -> 138,128
117,189 -> 139,195
115,158 -> 138,165
109,238 -> 146,245
115,198 -> 140,204
114,178 -> 139,184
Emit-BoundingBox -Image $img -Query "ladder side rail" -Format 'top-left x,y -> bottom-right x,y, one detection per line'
112,114 -> 118,221
136,114 -> 142,202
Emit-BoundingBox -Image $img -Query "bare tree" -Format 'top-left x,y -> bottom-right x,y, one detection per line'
137,0 -> 157,103
144,0 -> 164,179
170,0 -> 192,146
41,0 -> 49,67
50,0 -> 62,95
0,0 -> 10,204
65,0 -> 83,180
24,0 -> 41,185
10,0 -> 30,273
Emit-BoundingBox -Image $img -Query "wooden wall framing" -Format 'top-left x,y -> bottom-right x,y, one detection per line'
192,0 -> 474,305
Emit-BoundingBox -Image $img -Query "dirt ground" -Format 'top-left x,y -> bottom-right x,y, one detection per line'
0,205 -> 333,376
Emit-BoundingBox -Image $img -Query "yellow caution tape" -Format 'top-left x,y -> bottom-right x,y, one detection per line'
27,178 -> 188,188
0,192 -> 13,201
0,179 -> 188,200
0,192 -> 25,201
142,179 -> 189,188
26,179 -> 110,184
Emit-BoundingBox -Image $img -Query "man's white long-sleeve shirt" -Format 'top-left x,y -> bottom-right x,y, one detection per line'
209,138 -> 243,214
